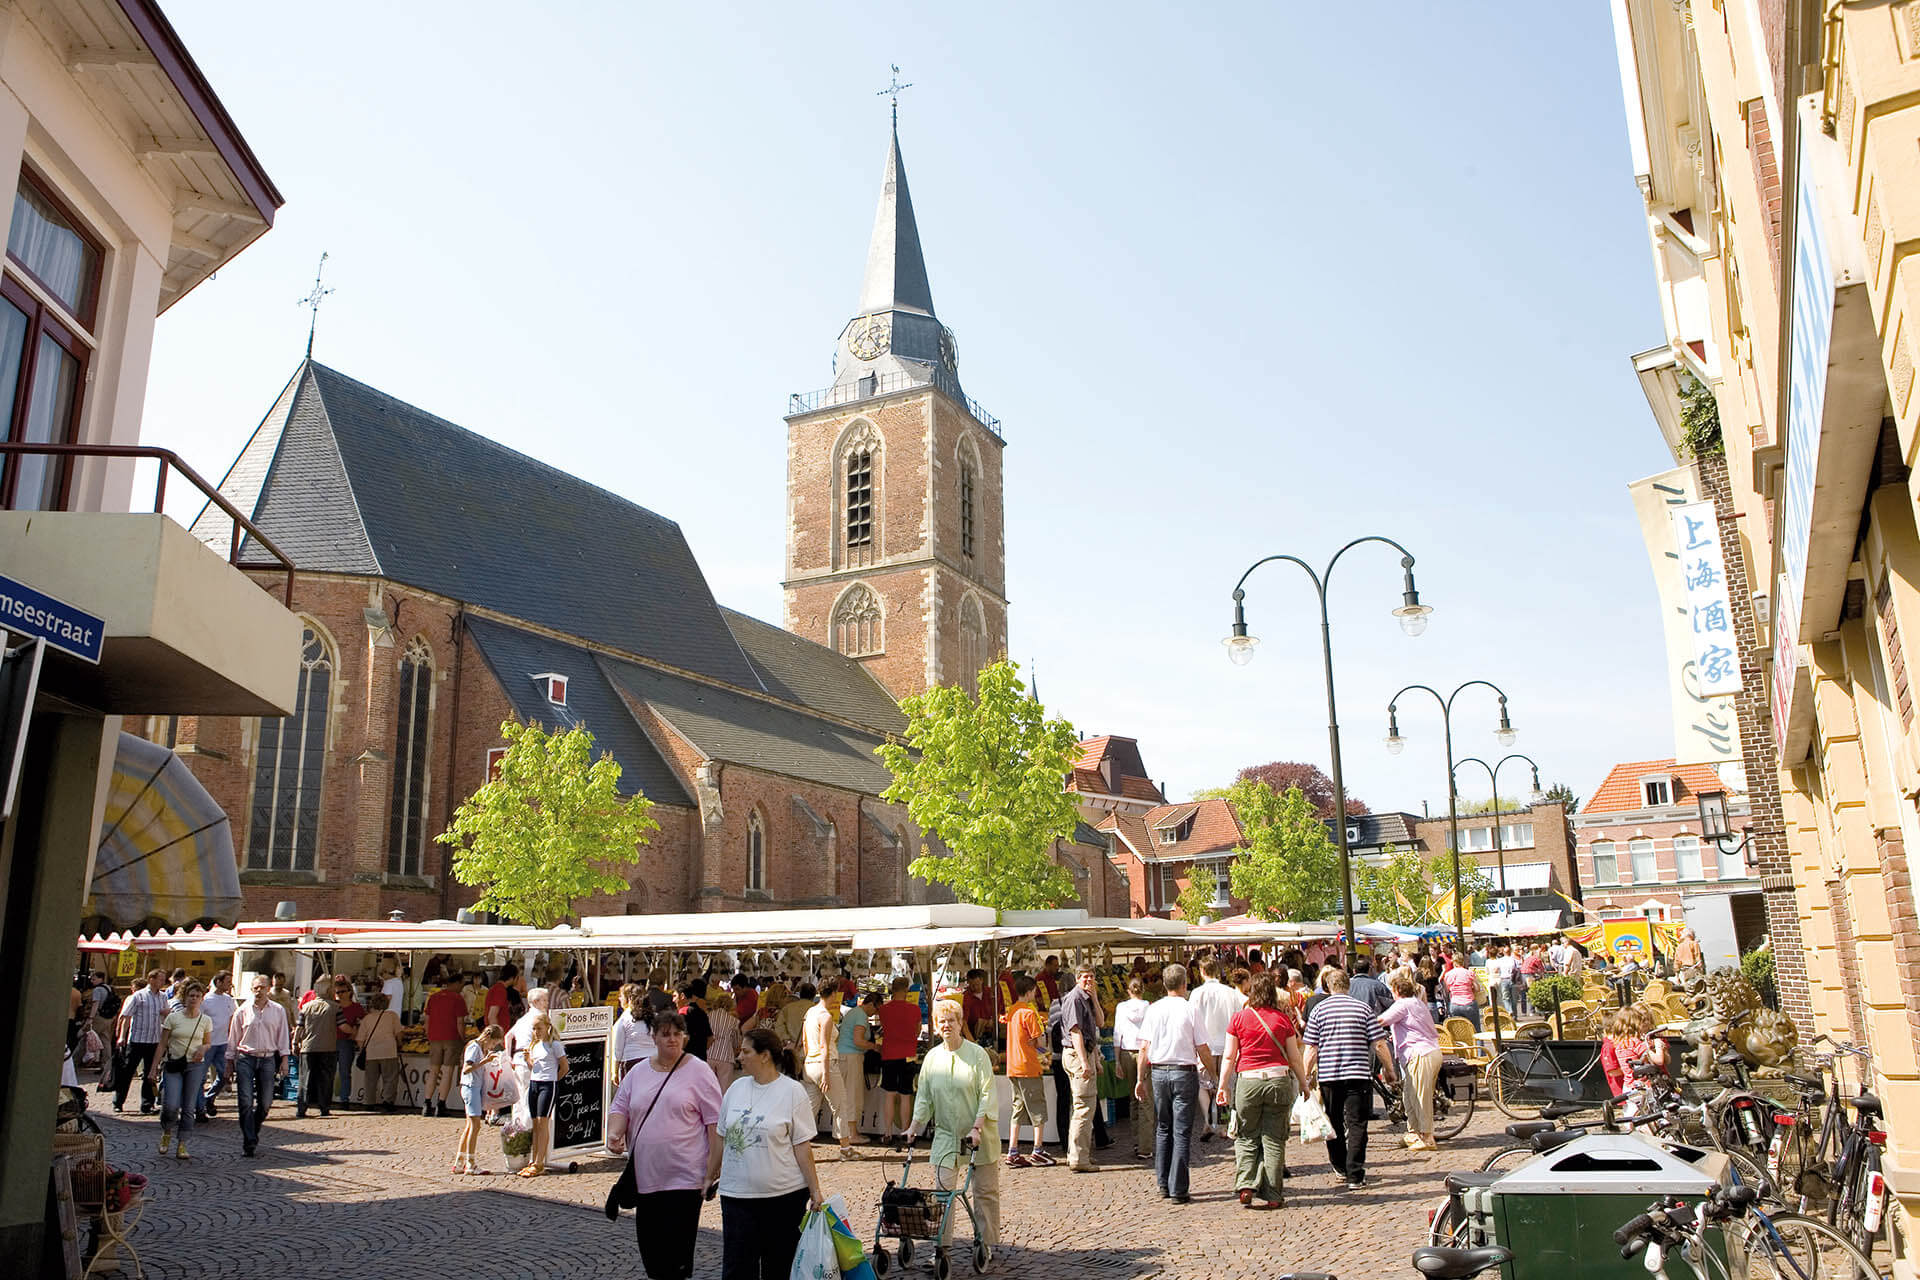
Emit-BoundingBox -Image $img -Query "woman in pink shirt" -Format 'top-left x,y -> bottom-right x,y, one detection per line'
606,1011 -> 723,1280
1441,958 -> 1482,1031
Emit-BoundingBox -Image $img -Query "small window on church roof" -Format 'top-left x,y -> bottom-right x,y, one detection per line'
532,672 -> 568,706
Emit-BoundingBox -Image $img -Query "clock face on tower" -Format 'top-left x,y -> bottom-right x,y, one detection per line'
847,314 -> 891,361
938,326 -> 957,373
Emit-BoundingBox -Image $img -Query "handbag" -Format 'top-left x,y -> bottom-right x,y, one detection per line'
602,1053 -> 684,1219
162,1015 -> 207,1074
354,1010 -> 390,1071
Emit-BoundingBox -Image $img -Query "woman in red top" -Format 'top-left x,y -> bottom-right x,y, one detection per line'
1214,973 -> 1310,1209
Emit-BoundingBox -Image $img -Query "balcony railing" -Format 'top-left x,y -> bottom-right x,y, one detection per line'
787,362 -> 1002,438
0,442 -> 295,605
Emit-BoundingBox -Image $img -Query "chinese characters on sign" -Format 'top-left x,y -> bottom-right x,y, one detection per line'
1671,500 -> 1742,696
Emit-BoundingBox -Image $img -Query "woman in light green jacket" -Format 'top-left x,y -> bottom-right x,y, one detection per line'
908,999 -> 1001,1260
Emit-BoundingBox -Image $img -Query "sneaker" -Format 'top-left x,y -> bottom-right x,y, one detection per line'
1027,1151 -> 1056,1166
157,1131 -> 172,1154
1004,1152 -> 1030,1168
1347,1178 -> 1367,1191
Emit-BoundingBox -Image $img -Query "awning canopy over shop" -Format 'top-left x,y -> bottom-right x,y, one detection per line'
76,925 -> 238,953
86,732 -> 241,929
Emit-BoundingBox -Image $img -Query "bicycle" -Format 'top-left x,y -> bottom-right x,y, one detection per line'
1485,1024 -> 1611,1120
1280,1245 -> 1514,1280
1612,1181 -> 1882,1280
1373,1057 -> 1476,1143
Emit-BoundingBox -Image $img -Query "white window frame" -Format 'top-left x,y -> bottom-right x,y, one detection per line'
1641,777 -> 1672,807
1672,834 -> 1702,882
1590,841 -> 1618,885
1629,838 -> 1657,883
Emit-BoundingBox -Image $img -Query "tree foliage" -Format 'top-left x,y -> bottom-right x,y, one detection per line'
1227,780 -> 1343,921
1355,844 -> 1427,925
1433,849 -> 1495,907
1459,795 -> 1523,816
1678,375 -> 1724,458
1543,782 -> 1580,815
1175,864 -> 1221,924
877,659 -> 1080,911
1235,761 -> 1369,819
438,719 -> 659,927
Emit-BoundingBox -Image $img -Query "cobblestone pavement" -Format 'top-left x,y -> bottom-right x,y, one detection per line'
81,1096 -> 1516,1279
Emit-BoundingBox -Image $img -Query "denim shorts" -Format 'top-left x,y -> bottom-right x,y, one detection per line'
528,1079 -> 556,1117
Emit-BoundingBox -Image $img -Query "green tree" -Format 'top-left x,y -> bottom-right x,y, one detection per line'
1227,780 -> 1343,921
1543,782 -> 1580,815
1355,844 -> 1426,925
876,659 -> 1080,910
1458,795 -> 1522,816
1175,864 -> 1221,923
1678,375 -> 1723,458
1429,849 -> 1495,926
438,718 -> 659,927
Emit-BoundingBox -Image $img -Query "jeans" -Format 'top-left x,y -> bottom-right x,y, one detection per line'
720,1187 -> 810,1280
1448,1002 -> 1481,1032
1232,1072 -> 1295,1203
160,1061 -> 208,1140
199,1044 -> 228,1114
336,1041 -> 357,1107
1151,1065 -> 1199,1199
1320,1077 -> 1374,1184
300,1050 -> 337,1115
114,1041 -> 158,1110
234,1053 -> 276,1149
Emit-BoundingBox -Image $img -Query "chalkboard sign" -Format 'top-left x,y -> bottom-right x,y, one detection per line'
549,1033 -> 606,1158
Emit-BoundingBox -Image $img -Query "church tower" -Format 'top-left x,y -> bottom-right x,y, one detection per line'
783,122 -> 1007,701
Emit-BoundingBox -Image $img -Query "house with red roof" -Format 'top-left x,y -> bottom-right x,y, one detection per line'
1098,797 -> 1247,919
1570,757 -> 1763,931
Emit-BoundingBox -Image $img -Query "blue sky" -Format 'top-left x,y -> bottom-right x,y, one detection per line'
145,3 -> 1674,816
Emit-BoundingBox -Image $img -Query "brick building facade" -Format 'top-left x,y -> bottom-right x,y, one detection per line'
1568,758 -> 1761,922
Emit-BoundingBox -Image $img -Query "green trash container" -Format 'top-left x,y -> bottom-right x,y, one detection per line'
1475,1133 -> 1731,1280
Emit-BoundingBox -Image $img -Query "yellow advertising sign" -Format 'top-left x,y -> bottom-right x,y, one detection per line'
115,948 -> 139,979
1602,919 -> 1655,961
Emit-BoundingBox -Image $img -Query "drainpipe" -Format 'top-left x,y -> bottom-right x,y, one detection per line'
438,604 -> 465,921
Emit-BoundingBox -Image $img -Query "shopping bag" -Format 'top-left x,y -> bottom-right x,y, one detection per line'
790,1209 -> 840,1280
479,1056 -> 521,1110
1291,1092 -> 1335,1143
825,1202 -> 867,1272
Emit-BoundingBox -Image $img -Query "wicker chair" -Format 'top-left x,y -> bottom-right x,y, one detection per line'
1444,1015 -> 1488,1061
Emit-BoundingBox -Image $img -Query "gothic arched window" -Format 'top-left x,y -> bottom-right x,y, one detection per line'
958,593 -> 987,694
747,809 -> 767,893
833,583 -> 884,657
386,636 -> 434,877
247,623 -> 332,871
846,449 -> 874,549
956,435 -> 981,562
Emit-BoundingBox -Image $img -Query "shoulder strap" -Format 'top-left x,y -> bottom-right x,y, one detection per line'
1255,1008 -> 1291,1056
630,1053 -> 685,1139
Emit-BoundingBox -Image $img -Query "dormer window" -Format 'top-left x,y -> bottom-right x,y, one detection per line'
1641,775 -> 1672,807
1160,827 -> 1178,845
533,672 -> 568,706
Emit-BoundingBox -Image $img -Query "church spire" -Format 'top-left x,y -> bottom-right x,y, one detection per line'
856,123 -> 935,318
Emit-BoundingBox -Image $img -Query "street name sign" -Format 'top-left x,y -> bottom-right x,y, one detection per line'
0,573 -> 103,664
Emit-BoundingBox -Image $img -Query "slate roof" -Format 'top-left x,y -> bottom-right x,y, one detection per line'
463,616 -> 689,806
720,608 -> 904,737
203,361 -> 761,690
1334,811 -> 1424,848
1586,758 -> 1727,815
599,654 -> 894,796
858,126 -> 935,318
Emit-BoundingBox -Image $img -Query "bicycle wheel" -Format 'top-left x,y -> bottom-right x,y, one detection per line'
1726,1148 -> 1778,1205
1833,1144 -> 1883,1254
1434,1074 -> 1474,1141
1428,1196 -> 1470,1248
1487,1052 -> 1546,1120
1479,1144 -> 1539,1174
1740,1211 -> 1882,1280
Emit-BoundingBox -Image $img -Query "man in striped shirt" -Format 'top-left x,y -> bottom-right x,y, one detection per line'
112,969 -> 169,1114
1302,967 -> 1395,1191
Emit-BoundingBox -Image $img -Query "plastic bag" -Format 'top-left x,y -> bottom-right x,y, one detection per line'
479,1055 -> 521,1111
791,1210 -> 839,1280
825,1199 -> 866,1272
1291,1092 -> 1335,1143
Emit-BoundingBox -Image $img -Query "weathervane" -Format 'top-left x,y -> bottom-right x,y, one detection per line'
298,252 -> 332,359
876,64 -> 913,128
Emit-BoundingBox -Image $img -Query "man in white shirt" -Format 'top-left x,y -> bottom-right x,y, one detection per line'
1132,963 -> 1217,1204
505,986 -> 552,1058
197,970 -> 237,1122
226,974 -> 290,1157
1186,957 -> 1244,1142
1489,945 -> 1519,1017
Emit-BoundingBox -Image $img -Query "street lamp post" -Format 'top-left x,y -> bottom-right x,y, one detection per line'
1452,753 -> 1545,904
1224,538 -> 1432,956
1383,681 -> 1517,955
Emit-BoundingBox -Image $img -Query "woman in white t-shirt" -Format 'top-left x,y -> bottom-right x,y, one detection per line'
706,1026 -> 825,1279
519,1013 -> 568,1178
